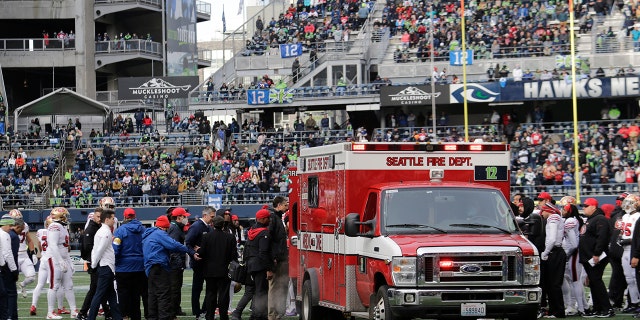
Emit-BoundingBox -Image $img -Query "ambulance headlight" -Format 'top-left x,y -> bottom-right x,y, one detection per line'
391,257 -> 417,286
523,256 -> 540,285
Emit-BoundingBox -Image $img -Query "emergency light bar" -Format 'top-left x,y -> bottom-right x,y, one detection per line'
350,143 -> 509,152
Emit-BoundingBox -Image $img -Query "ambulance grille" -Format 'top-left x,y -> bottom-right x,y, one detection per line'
422,254 -> 517,284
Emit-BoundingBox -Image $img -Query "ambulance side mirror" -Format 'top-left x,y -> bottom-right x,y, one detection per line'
345,213 -> 375,238
345,213 -> 360,237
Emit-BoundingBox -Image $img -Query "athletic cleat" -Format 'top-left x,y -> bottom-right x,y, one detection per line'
70,309 -> 79,318
29,305 -> 36,316
47,313 -> 63,320
18,282 -> 26,298
58,307 -> 71,314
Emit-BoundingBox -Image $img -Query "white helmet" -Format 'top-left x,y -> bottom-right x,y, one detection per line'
622,194 -> 640,214
8,209 -> 22,220
99,197 -> 116,210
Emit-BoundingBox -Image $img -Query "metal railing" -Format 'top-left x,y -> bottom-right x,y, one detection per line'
231,129 -> 353,145
0,191 -> 49,210
80,133 -> 212,148
372,125 -> 504,142
512,183 -> 640,198
196,0 -> 211,16
95,0 -> 161,5
189,82 -> 381,104
95,39 -> 162,55
0,136 -> 65,151
0,38 -> 75,52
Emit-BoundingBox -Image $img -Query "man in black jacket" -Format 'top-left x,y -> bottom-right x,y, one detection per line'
629,195 -> 640,318
246,207 -> 272,320
167,207 -> 190,318
185,207 -> 214,319
608,192 -> 629,309
267,196 -> 288,320
196,216 -> 238,320
579,198 -> 614,318
76,208 -> 111,320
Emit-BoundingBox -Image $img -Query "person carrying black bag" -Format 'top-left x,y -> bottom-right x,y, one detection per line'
196,216 -> 238,320
244,207 -> 273,320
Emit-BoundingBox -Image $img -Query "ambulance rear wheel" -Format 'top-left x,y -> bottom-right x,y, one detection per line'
371,285 -> 406,320
301,279 -> 322,320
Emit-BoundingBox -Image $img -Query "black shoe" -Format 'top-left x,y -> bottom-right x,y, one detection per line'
624,304 -> 639,313
596,309 -> 615,318
582,309 -> 599,318
177,311 -> 187,316
537,308 -> 547,319
75,314 -> 87,320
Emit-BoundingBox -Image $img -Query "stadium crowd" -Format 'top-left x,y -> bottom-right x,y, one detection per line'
242,0 -> 375,56
7,107 -> 640,208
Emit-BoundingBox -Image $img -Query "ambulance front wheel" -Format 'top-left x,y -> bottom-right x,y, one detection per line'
371,285 -> 408,320
301,279 -> 322,320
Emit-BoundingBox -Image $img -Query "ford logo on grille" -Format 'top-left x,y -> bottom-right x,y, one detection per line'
460,264 -> 482,273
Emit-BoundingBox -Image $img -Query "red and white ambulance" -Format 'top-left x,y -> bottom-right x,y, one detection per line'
288,142 -> 540,320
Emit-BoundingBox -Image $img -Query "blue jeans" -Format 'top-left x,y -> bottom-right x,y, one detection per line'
88,266 -> 122,320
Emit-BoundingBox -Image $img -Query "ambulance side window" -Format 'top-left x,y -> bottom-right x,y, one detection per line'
362,193 -> 378,233
290,202 -> 298,233
308,176 -> 319,208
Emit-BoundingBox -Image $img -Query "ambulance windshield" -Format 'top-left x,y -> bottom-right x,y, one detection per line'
381,187 -> 518,234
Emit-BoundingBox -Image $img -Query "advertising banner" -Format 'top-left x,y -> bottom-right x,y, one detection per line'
380,85 -> 450,107
118,76 -> 199,100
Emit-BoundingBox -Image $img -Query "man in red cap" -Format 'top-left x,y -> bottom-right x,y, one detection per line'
539,203 -> 566,318
536,191 -> 554,205
579,198 -> 615,317
244,207 -> 272,320
113,208 -> 147,320
142,216 -> 198,320
533,191 -> 554,317
166,207 -> 190,318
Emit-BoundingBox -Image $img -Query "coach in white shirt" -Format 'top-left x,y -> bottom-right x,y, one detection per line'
87,210 -> 122,320
0,215 -> 16,320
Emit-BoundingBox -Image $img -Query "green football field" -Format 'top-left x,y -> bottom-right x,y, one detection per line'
12,267 -> 638,319
17,268 -> 298,320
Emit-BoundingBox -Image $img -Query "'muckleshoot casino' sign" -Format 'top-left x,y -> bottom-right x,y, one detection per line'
118,76 -> 199,100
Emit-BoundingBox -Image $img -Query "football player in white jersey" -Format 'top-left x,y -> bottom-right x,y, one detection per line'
9,209 -> 38,299
620,194 -> 640,313
45,207 -> 78,320
30,216 -> 64,316
559,196 -> 587,316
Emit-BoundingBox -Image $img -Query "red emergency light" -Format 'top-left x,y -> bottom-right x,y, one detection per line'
439,260 -> 455,270
350,143 -> 509,152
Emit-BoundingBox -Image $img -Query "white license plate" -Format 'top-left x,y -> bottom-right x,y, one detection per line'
461,302 -> 486,317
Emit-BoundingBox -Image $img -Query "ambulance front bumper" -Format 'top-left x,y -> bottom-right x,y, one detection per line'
386,287 -> 541,319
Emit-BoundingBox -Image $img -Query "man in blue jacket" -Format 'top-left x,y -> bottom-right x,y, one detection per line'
143,215 -> 198,320
113,208 -> 147,320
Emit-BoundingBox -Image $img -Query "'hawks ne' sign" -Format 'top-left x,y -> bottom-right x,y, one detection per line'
118,76 -> 199,100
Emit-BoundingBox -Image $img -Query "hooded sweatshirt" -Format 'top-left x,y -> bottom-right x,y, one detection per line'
245,222 -> 272,273
113,219 -> 146,273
